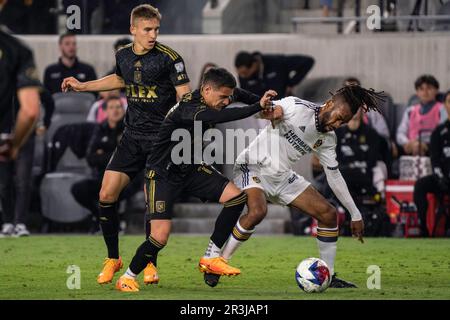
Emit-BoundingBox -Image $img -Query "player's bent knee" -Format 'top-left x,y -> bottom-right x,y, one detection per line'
99,188 -> 119,203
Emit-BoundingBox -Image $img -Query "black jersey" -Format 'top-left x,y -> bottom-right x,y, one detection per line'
335,122 -> 383,194
0,28 -> 41,132
148,88 -> 261,180
115,42 -> 190,135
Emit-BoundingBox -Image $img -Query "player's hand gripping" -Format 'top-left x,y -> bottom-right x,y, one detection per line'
61,77 -> 87,92
259,90 -> 277,109
351,219 -> 365,243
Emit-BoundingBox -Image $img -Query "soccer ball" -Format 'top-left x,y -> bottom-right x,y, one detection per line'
295,257 -> 331,293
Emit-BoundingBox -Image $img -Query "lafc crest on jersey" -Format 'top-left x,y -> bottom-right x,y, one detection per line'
156,201 -> 165,213
313,139 -> 323,149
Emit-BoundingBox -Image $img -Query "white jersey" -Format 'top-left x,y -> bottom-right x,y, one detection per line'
233,96 -> 362,220
235,96 -> 338,175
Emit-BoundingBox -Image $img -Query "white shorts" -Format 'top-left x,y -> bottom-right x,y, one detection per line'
233,163 -> 311,206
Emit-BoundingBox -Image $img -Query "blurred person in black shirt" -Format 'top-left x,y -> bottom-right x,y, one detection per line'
334,108 -> 386,197
234,51 -> 314,98
43,33 -> 97,94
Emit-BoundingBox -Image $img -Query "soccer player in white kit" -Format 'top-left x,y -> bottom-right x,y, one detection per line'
200,85 -> 386,288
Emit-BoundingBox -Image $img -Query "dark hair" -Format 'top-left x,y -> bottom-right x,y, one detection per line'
332,84 -> 385,115
131,4 -> 161,25
234,51 -> 255,68
114,37 -> 132,51
414,75 -> 439,90
59,32 -> 76,44
343,77 -> 361,86
201,67 -> 236,89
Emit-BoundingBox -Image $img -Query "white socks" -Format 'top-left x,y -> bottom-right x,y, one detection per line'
221,220 -> 255,260
203,239 -> 222,258
316,226 -> 339,275
124,268 -> 137,279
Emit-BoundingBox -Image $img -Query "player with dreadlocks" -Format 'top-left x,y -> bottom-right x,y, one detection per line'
198,84 -> 385,288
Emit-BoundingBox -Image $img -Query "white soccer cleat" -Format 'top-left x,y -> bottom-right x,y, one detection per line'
13,224 -> 30,237
0,223 -> 14,238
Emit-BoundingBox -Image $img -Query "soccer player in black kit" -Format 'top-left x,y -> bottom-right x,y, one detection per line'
0,21 -> 41,235
114,68 -> 278,292
61,4 -> 191,285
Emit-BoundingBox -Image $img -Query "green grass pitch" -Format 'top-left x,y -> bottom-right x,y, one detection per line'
0,235 -> 449,300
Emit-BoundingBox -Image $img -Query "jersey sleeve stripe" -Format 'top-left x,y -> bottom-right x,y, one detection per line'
157,43 -> 180,58
155,44 -> 178,60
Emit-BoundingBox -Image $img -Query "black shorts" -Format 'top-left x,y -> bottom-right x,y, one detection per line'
145,164 -> 229,220
106,129 -> 155,180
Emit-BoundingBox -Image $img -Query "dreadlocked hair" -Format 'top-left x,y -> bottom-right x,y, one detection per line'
332,84 -> 386,115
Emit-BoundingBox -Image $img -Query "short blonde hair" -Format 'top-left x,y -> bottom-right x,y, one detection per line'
130,4 -> 162,25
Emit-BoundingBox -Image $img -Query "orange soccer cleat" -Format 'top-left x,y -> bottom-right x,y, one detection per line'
143,262 -> 160,285
115,275 -> 140,292
97,257 -> 123,284
198,257 -> 241,276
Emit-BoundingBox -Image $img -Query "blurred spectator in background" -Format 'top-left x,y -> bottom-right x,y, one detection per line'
320,0 -> 332,17
43,33 -> 97,94
0,24 -> 41,237
87,89 -> 127,123
71,96 -> 131,233
104,37 -> 133,76
396,75 -> 446,156
337,0 -> 361,33
334,108 -> 387,196
198,62 -> 217,89
234,51 -> 314,98
413,90 -> 450,237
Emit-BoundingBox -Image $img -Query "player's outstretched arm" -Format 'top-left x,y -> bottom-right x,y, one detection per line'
324,167 -> 365,243
195,90 -> 277,125
61,74 -> 125,93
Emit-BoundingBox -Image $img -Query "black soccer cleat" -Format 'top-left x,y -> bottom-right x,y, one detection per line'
204,273 -> 221,287
329,274 -> 357,288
